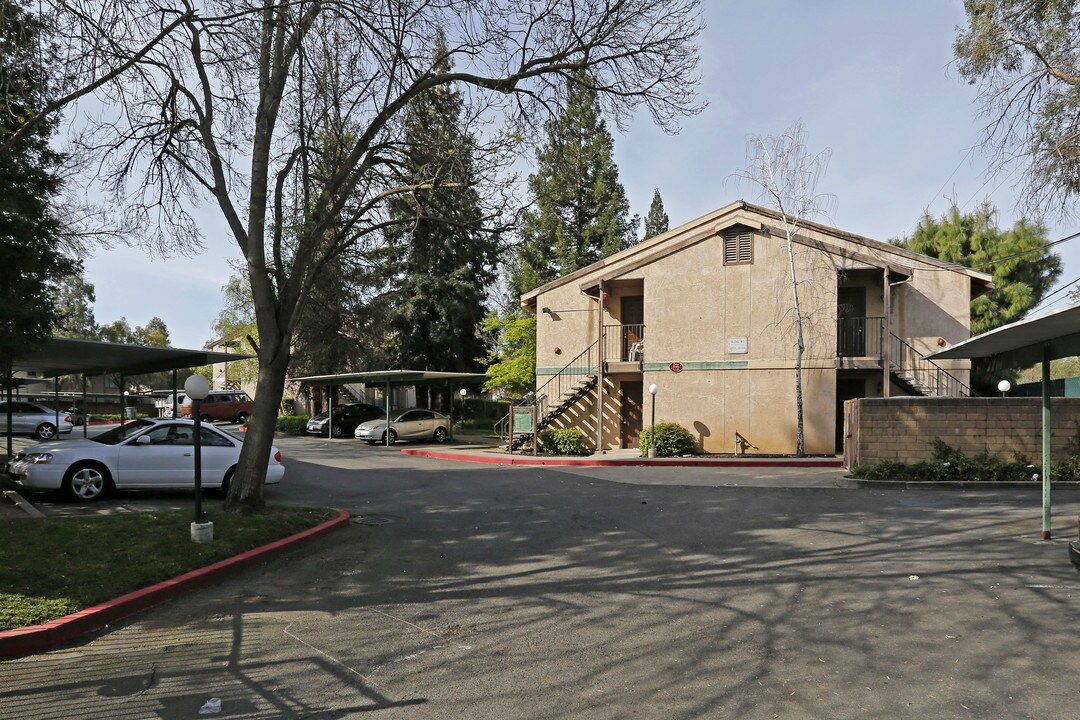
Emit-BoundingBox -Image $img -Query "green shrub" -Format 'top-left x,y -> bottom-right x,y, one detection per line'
1052,423 -> 1080,482
639,422 -> 696,457
851,438 -> 1036,482
276,415 -> 311,435
539,427 -> 588,455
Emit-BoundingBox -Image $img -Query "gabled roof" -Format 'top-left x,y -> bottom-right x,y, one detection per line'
520,200 -> 994,309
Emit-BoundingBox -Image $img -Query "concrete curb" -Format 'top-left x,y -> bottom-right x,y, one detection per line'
848,478 -> 1080,490
400,448 -> 843,468
0,508 -> 351,660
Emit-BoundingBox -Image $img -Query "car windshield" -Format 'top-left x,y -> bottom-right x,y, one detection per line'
92,419 -> 155,445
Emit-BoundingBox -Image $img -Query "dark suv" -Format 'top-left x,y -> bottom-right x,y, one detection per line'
306,403 -> 385,438
181,391 -> 254,423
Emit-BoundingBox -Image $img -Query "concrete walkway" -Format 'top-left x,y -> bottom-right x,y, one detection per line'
404,442 -> 845,468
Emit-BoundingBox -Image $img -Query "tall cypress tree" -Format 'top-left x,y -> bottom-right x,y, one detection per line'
0,0 -> 77,368
642,189 -> 669,240
384,33 -> 498,374
511,73 -> 636,296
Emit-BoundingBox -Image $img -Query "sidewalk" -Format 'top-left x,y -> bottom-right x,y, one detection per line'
404,442 -> 845,468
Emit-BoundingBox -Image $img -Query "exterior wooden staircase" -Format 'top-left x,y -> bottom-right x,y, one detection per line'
496,339 -> 599,451
837,317 -> 972,398
888,333 -> 972,397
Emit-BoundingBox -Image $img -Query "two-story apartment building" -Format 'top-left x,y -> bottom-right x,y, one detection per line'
519,200 -> 993,455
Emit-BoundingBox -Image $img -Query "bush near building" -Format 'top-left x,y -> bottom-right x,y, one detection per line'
539,428 -> 588,456
639,423 -> 696,458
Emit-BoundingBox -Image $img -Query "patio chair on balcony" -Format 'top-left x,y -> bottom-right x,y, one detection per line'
628,340 -> 645,362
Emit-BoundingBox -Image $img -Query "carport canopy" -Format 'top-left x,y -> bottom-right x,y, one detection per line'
3,337 -> 254,456
293,370 -> 488,445
8,337 -> 252,379
293,370 -> 487,387
926,302 -> 1080,539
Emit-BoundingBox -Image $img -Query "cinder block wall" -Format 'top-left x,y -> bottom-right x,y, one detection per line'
845,397 -> 1080,468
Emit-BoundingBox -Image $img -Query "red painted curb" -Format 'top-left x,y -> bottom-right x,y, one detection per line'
400,448 -> 843,468
0,508 -> 351,660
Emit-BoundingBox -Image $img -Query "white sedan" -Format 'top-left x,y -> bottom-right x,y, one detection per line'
5,418 -> 284,502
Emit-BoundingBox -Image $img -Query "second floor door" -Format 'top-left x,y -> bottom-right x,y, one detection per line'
621,296 -> 644,361
837,287 -> 867,356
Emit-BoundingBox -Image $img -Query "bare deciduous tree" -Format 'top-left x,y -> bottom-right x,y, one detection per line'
44,0 -> 703,512
735,121 -> 834,457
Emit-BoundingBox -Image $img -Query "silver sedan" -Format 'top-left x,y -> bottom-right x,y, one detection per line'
0,401 -> 74,440
354,409 -> 451,445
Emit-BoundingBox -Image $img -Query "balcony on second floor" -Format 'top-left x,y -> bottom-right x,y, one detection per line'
602,323 -> 645,373
837,316 -> 885,369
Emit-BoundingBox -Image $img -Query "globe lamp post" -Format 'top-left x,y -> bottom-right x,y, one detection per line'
456,388 -> 467,441
648,383 -> 658,458
998,379 -> 1011,398
184,374 -> 213,543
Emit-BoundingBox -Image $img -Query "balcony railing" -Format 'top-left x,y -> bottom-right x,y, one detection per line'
837,316 -> 884,357
602,323 -> 645,364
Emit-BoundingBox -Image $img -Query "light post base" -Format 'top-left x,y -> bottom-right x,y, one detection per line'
191,521 -> 214,544
647,446 -> 657,458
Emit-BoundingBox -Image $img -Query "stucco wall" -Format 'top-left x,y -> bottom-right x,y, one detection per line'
530,204 -> 981,455
845,396 -> 1080,468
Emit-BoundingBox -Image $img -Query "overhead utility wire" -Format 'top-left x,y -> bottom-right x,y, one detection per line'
970,230 -> 1080,270
910,229 -> 1080,272
1028,275 -> 1080,314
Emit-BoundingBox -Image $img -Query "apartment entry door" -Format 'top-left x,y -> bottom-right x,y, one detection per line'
837,286 -> 867,356
620,381 -> 644,449
835,378 -> 865,454
621,296 -> 644,361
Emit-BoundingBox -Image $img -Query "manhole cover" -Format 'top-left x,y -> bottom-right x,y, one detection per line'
351,514 -> 395,526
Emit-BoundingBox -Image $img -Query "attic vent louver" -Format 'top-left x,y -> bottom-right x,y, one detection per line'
723,227 -> 753,265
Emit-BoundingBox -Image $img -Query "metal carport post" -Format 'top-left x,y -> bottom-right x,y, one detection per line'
927,303 -> 1080,540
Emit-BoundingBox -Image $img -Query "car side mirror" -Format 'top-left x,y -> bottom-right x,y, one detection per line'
135,435 -> 152,445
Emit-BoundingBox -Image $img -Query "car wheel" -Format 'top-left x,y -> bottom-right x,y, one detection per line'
433,426 -> 448,443
201,414 -> 212,423
220,467 -> 235,496
331,424 -> 343,438
63,462 -> 110,502
237,412 -> 249,424
35,423 -> 57,440
73,417 -> 85,427
384,429 -> 397,445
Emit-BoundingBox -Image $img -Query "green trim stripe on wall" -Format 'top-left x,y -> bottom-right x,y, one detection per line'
536,361 -> 749,375
642,361 -> 749,371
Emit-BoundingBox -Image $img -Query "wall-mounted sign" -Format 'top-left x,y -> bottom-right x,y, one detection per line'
669,362 -> 683,373
727,337 -> 748,354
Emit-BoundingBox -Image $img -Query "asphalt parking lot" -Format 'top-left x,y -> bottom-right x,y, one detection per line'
3,433 -> 1080,719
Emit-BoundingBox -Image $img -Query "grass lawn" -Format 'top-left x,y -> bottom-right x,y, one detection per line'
0,506 -> 337,631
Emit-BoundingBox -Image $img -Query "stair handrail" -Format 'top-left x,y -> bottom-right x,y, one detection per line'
493,337 -> 601,443
532,337 -> 600,430
889,333 -> 973,397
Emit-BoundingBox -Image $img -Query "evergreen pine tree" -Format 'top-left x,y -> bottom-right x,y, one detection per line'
511,73 -> 636,296
896,202 -> 1062,395
0,0 -> 77,368
642,189 -> 670,239
384,32 -> 499,374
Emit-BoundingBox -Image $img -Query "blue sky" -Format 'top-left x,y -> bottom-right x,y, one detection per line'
78,1 -> 1076,349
